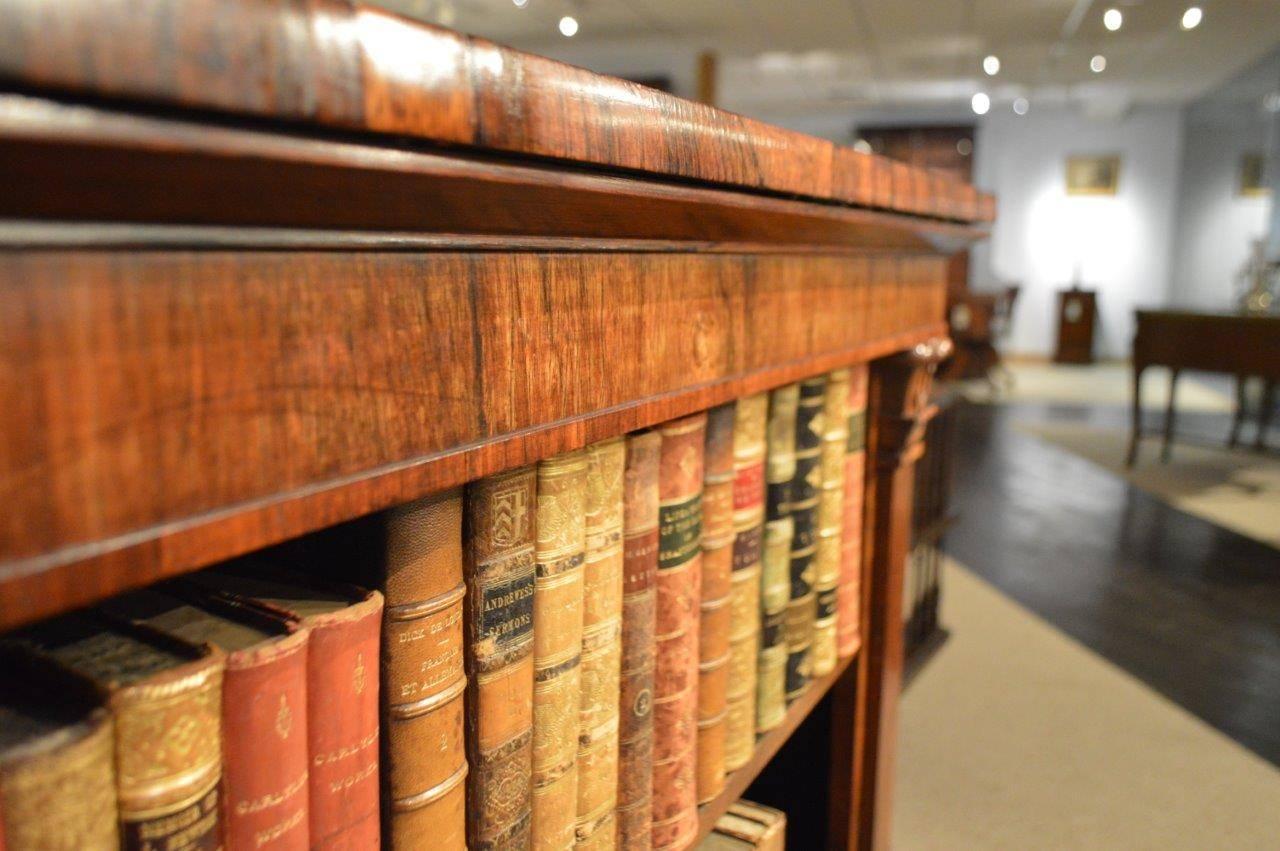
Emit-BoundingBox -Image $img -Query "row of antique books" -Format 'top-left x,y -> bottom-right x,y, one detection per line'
0,364 -> 868,851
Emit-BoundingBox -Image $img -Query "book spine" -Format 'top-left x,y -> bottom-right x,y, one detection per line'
811,369 -> 850,677
758,385 -> 797,732
381,491 -> 468,850
616,430 -> 661,851
533,450 -> 588,851
652,413 -> 705,851
306,591 -> 384,850
576,438 -> 626,849
837,365 -> 870,658
114,654 -> 225,851
221,630 -> 311,850
697,404 -> 735,803
785,377 -> 826,703
465,466 -> 537,850
0,708 -> 118,850
725,393 -> 766,770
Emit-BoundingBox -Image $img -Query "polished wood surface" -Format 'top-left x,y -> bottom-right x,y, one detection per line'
1128,309 -> 1280,464
0,0 -> 993,223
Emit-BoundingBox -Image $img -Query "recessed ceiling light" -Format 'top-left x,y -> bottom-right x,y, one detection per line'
983,55 -> 1001,76
1263,92 -> 1280,113
853,139 -> 873,154
513,0 -> 528,7
1181,6 -> 1202,30
1090,54 -> 1107,73
1013,97 -> 1030,115
1103,8 -> 1123,31
558,15 -> 578,36
971,92 -> 991,115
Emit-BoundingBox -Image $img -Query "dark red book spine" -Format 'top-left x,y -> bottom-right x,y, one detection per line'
305,592 -> 384,849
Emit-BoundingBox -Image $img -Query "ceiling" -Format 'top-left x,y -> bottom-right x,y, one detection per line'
379,0 -> 1280,126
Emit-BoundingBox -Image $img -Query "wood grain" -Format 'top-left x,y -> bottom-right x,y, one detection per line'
0,95 -> 985,253
0,0 -> 993,222
0,250 -> 947,629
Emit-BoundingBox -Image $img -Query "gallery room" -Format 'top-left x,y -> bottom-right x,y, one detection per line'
0,1 -> 1276,849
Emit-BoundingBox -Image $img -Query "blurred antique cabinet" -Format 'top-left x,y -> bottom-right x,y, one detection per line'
0,3 -> 991,848
1054,287 -> 1099,364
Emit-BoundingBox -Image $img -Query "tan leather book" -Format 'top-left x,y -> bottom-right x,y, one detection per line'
185,564 -> 385,850
785,376 -> 826,703
837,364 -> 870,658
533,450 -> 589,851
103,587 -> 311,851
0,651 -> 118,850
758,384 -> 797,732
576,438 -> 626,849
697,404 -> 735,803
381,491 -> 468,850
464,466 -> 537,850
725,393 -> 766,770
616,430 -> 661,851
14,612 -> 225,851
703,801 -> 785,851
652,412 -> 705,851
811,369 -> 850,677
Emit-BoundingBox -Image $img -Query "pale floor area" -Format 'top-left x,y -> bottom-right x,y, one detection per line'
893,560 -> 1280,850
961,360 -> 1234,413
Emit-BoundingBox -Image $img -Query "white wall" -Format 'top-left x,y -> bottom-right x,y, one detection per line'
969,106 -> 1184,359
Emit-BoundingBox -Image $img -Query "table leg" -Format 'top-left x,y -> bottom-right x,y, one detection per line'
1161,369 -> 1180,463
1229,376 -> 1247,449
1256,380 -> 1275,452
1126,364 -> 1144,467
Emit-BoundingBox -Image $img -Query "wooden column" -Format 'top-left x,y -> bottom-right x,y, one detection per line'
829,338 -> 951,851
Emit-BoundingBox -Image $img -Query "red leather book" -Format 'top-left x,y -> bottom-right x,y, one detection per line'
837,364 -> 870,658
652,412 -> 705,851
189,565 -> 385,850
617,430 -> 661,851
104,586 -> 310,851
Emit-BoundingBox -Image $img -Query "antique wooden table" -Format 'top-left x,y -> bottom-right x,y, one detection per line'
1129,309 -> 1280,465
0,3 -> 991,847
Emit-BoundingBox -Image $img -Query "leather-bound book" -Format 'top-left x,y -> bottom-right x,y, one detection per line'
14,612 -> 224,850
0,651 -> 118,850
811,369 -> 850,677
186,565 -> 385,850
652,413 -> 706,851
381,492 -> 469,850
725,393 -> 766,770
785,376 -> 826,703
103,587 -> 311,851
697,404 -> 735,803
758,385 -> 797,732
617,430 -> 661,851
464,467 -> 537,850
837,364 -> 870,658
577,438 -> 626,849
697,801 -> 785,851
532,450 -> 588,851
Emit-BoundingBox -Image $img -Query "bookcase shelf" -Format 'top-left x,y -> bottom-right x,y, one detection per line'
0,4 -> 981,847
695,651 -> 858,844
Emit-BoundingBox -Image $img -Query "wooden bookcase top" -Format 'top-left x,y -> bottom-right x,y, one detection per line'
0,0 -> 993,222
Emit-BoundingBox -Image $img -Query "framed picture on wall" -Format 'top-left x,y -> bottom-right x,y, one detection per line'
1239,152 -> 1269,197
1065,155 -> 1121,195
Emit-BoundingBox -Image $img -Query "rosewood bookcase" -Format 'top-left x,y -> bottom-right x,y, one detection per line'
0,3 -> 990,848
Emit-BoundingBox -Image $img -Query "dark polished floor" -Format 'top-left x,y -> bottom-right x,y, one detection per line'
943,398 -> 1280,766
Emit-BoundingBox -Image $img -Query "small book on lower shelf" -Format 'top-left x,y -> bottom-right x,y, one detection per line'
697,799 -> 786,850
